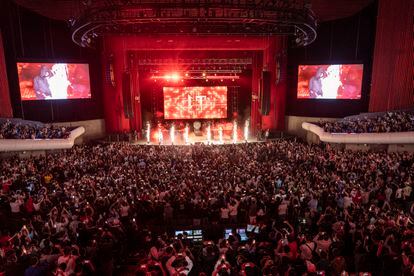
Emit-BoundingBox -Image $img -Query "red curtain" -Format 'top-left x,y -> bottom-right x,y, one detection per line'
369,0 -> 414,112
0,29 -> 13,117
261,36 -> 287,131
250,52 -> 262,135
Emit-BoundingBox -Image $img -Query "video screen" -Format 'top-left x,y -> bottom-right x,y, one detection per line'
247,224 -> 260,234
297,64 -> 363,99
163,86 -> 227,119
175,229 -> 203,241
224,228 -> 248,241
17,62 -> 91,100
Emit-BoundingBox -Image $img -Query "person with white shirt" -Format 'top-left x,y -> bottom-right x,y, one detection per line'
300,235 -> 316,261
278,197 -> 289,220
343,193 -> 353,209
384,186 -> 393,202
308,195 -> 318,213
228,199 -> 239,223
220,205 -> 230,223
313,232 -> 332,254
10,197 -> 23,214
57,247 -> 77,275
166,253 -> 193,275
403,183 -> 412,199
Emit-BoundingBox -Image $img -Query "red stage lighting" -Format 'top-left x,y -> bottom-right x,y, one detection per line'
151,72 -> 182,82
171,73 -> 180,82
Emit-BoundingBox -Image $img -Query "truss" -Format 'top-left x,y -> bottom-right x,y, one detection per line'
71,0 -> 317,48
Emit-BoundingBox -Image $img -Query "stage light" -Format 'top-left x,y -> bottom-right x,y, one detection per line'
220,79 -> 223,82
146,121 -> 151,144
206,124 -> 211,145
206,75 -> 240,80
218,126 -> 223,144
244,120 -> 249,142
185,73 -> 189,77
171,73 -> 180,82
158,126 -> 163,145
184,124 -> 189,144
202,72 -> 206,77
233,121 -> 237,144
170,124 -> 175,145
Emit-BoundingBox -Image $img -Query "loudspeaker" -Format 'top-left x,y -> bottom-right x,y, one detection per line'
122,71 -> 134,119
261,71 -> 271,115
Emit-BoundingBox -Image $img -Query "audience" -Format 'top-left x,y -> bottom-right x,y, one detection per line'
0,120 -> 70,139
317,111 -> 414,133
0,140 -> 413,275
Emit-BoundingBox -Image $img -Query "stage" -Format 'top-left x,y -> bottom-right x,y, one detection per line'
133,131 -> 260,146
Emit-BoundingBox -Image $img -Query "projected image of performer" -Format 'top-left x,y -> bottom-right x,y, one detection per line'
308,67 -> 325,98
321,65 -> 342,99
48,64 -> 70,99
33,66 -> 53,99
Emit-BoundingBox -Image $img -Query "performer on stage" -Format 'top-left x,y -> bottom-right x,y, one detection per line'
33,66 -> 53,99
308,67 -> 324,98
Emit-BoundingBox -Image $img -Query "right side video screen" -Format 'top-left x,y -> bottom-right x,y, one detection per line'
297,64 -> 363,99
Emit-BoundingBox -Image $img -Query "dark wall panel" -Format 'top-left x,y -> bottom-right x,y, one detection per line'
0,0 -> 103,123
286,2 -> 377,118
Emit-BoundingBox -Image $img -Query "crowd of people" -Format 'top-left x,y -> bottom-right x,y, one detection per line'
0,120 -> 71,139
317,111 -> 414,133
0,140 -> 414,275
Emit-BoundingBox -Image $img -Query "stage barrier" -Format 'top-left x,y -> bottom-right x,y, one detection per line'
302,122 -> 414,144
0,126 -> 85,152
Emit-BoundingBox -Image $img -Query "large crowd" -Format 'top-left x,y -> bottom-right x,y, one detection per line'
317,111 -> 414,133
0,120 -> 70,139
0,140 -> 414,275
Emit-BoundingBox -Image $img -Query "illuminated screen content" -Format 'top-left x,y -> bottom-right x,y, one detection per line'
17,62 -> 91,100
297,64 -> 363,99
163,86 -> 227,119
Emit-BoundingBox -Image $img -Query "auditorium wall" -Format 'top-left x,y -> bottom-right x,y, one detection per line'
369,0 -> 414,112
285,115 -> 337,139
0,29 -> 13,117
53,119 -> 106,142
0,0 -> 103,122
286,2 -> 377,118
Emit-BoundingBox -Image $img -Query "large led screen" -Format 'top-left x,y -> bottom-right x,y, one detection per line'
17,62 -> 91,100
163,86 -> 227,119
297,64 -> 363,99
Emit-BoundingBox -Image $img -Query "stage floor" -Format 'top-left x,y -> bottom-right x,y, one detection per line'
133,133 -> 259,146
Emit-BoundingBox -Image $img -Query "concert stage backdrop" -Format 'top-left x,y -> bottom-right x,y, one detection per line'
297,64 -> 363,99
17,62 -> 91,100
163,86 -> 228,119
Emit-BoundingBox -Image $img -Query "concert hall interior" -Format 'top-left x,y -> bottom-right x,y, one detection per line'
0,0 -> 413,275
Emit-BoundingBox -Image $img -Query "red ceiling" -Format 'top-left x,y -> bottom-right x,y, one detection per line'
13,0 -> 374,22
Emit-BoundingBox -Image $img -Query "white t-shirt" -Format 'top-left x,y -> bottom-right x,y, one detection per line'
10,201 -> 22,213
343,196 -> 353,209
403,186 -> 412,198
58,255 -> 77,274
278,201 -> 289,215
221,208 -> 229,219
228,203 -> 238,216
308,199 -> 318,211
120,205 -> 130,217
300,242 -> 315,260
395,188 -> 403,199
